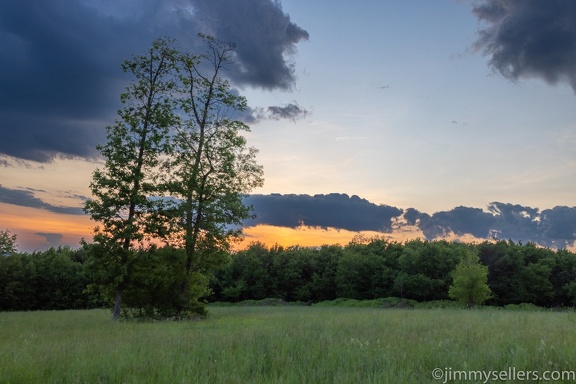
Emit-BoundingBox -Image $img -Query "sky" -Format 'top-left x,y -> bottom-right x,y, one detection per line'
2,0 -> 576,252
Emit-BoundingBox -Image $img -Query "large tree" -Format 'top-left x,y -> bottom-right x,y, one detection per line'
84,38 -> 177,320
85,35 -> 263,319
162,34 -> 264,312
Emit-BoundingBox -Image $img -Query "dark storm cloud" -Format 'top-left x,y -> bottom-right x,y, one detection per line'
486,202 -> 540,241
413,203 -> 540,241
0,0 -> 124,162
244,194 -> 576,249
486,203 -> 576,249
538,206 -> 576,248
191,0 -> 309,89
0,156 -> 44,169
0,0 -> 308,162
473,0 -> 576,91
402,207 -> 425,226
244,193 -> 403,232
413,206 -> 494,240
413,201 -> 576,249
267,102 -> 310,121
0,186 -> 84,215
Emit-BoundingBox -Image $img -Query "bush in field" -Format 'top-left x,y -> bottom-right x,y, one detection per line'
86,245 -> 211,319
504,303 -> 545,311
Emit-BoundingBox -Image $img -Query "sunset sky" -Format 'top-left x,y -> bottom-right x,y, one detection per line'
2,0 -> 576,252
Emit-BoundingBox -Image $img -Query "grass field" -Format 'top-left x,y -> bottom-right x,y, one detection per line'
1,306 -> 576,383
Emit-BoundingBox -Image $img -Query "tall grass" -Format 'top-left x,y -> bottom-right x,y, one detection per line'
1,307 -> 575,383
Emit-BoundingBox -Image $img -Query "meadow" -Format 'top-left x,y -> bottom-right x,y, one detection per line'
1,306 -> 576,383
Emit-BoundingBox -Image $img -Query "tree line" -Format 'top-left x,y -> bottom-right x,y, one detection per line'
3,233 -> 576,312
209,237 -> 576,308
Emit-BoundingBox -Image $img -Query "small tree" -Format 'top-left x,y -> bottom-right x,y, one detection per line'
0,229 -> 17,256
449,251 -> 492,308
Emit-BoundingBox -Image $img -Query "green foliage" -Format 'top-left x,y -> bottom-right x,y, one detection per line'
4,236 -> 576,311
269,246 -> 315,301
314,297 -> 417,308
449,250 -> 492,307
85,243 -> 211,319
0,229 -> 17,256
478,240 -> 566,306
336,251 -> 380,299
0,253 -> 37,310
212,242 -> 272,301
309,245 -> 343,301
503,303 -> 545,311
31,247 -> 90,310
396,239 -> 462,301
211,238 -> 576,309
415,300 -> 467,309
335,238 -> 400,300
121,246 -> 188,318
212,298 -> 307,307
551,250 -> 576,306
0,247 -> 93,311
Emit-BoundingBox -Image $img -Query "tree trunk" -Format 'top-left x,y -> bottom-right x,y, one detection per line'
112,287 -> 123,321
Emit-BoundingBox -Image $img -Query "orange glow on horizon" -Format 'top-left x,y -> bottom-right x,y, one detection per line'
1,203 -> 93,252
237,224 -> 428,249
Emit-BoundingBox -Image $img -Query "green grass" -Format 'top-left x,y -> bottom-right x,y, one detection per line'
1,307 -> 576,383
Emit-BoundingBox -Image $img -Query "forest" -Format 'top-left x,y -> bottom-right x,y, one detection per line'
2,235 -> 576,313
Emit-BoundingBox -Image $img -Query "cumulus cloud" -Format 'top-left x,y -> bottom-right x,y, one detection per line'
0,0 -> 309,162
473,0 -> 576,91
